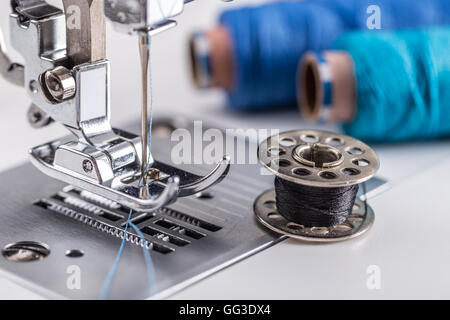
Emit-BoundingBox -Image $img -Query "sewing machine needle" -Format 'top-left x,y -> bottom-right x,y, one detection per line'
139,32 -> 151,187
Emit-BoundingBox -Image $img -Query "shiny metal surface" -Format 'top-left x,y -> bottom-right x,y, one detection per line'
27,104 -> 53,128
11,0 -> 62,21
2,241 -> 51,263
30,137 -> 180,212
29,132 -> 230,211
177,155 -> 231,197
0,122 -> 281,299
139,33 -> 152,183
103,0 -> 232,35
62,0 -> 106,65
258,130 -> 380,188
6,1 -> 231,211
43,66 -> 76,102
254,191 -> 374,242
104,0 -> 185,35
0,26 -> 24,86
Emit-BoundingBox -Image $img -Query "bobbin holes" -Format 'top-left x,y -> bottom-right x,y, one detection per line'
267,212 -> 282,220
301,134 -> 319,143
264,201 -> 277,210
348,216 -> 363,224
326,137 -> 344,147
319,171 -> 337,179
268,147 -> 286,157
342,168 -> 360,176
347,147 -> 364,156
287,222 -> 304,231
279,138 -> 296,147
310,227 -> 329,235
353,159 -> 370,167
293,168 -> 311,176
334,223 -> 353,232
273,159 -> 292,168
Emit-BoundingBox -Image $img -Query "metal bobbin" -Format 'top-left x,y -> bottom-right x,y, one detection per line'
255,130 -> 379,242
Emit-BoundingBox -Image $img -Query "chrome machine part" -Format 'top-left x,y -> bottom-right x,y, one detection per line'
139,33 -> 151,185
62,0 -> 106,66
258,130 -> 380,188
104,0 -> 185,35
0,24 -> 24,86
0,120 -> 284,299
104,0 -> 233,35
254,190 -> 374,243
255,130 -> 380,241
6,0 -> 231,211
27,103 -> 53,128
0,118 -> 387,299
43,66 -> 76,102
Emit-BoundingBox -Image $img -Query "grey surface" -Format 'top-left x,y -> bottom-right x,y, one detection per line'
0,127 -> 283,299
1,0 -> 450,299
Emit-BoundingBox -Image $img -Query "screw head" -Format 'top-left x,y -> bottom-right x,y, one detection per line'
82,160 -> 94,173
44,66 -> 76,102
27,104 -> 52,128
2,241 -> 50,262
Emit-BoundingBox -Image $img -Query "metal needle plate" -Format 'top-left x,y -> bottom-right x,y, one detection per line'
0,120 -> 386,299
254,190 -> 374,242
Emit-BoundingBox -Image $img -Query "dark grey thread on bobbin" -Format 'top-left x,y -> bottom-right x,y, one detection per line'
275,177 -> 359,227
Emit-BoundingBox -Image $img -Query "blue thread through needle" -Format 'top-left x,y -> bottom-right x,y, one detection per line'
100,34 -> 155,300
100,0 -> 180,300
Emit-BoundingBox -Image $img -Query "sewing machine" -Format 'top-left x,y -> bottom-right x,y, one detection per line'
1,0 -> 233,213
1,0 -> 450,300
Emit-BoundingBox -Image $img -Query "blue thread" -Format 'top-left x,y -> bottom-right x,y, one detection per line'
334,27 -> 450,142
128,221 -> 157,296
99,209 -> 133,300
100,209 -> 157,299
219,0 -> 450,111
100,29 -> 156,303
100,0 -> 183,300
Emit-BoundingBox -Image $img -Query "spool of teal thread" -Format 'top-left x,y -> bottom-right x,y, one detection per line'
334,27 -> 450,142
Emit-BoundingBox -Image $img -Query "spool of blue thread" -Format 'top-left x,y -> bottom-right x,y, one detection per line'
213,0 -> 450,111
190,32 -> 214,88
298,27 -> 450,142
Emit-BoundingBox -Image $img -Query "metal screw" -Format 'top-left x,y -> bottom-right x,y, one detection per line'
44,66 -> 76,102
145,168 -> 161,181
2,241 -> 50,262
29,80 -> 39,94
27,104 -> 52,128
82,160 -> 94,173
